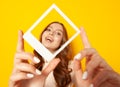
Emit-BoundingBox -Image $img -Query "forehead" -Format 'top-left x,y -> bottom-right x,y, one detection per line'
48,23 -> 64,31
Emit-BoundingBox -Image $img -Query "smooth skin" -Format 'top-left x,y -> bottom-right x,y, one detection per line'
9,30 -> 60,87
73,28 -> 120,87
42,23 -> 64,53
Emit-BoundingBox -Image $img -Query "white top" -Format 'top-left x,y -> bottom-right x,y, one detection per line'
43,61 -> 74,87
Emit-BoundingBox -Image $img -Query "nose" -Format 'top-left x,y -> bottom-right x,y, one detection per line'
49,31 -> 54,35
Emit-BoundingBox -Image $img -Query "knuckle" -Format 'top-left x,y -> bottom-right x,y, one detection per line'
17,63 -> 36,73
92,53 -> 100,60
9,74 -> 15,82
91,48 -> 96,52
80,49 -> 86,54
102,70 -> 109,75
9,77 -> 13,82
26,64 -> 36,72
15,63 -> 20,69
26,52 -> 34,58
87,63 -> 93,69
14,52 -> 19,58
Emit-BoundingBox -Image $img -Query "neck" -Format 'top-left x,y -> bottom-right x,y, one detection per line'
49,49 -> 55,53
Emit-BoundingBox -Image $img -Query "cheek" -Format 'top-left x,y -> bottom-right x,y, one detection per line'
41,33 -> 46,41
41,34 -> 44,41
54,36 -> 63,44
42,32 -> 48,37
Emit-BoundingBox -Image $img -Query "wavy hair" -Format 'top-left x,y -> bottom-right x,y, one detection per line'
34,21 -> 72,87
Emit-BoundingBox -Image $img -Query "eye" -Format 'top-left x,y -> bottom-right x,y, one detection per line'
57,32 -> 61,35
46,28 -> 51,32
55,31 -> 62,36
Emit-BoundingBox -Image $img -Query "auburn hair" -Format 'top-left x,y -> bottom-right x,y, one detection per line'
34,21 -> 72,87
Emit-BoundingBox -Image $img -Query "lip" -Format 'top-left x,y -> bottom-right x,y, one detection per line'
45,36 -> 54,43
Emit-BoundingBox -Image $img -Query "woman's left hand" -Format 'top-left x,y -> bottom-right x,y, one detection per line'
73,28 -> 114,87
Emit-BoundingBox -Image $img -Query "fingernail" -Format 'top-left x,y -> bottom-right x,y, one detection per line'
36,69 -> 41,75
27,73 -> 34,78
89,84 -> 94,87
82,71 -> 88,80
74,53 -> 81,60
34,56 -> 40,63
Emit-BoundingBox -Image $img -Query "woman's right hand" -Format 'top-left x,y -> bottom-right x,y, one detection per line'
9,30 -> 60,87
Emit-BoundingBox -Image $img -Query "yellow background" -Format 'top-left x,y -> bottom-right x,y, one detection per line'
0,0 -> 120,87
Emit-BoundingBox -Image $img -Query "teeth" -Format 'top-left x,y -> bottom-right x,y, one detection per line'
47,39 -> 52,42
46,37 -> 53,42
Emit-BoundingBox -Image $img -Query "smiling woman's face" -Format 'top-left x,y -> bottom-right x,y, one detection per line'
41,23 -> 64,53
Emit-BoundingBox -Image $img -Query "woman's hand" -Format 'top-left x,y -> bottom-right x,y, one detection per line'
92,70 -> 120,87
9,30 -> 60,87
73,28 -> 120,87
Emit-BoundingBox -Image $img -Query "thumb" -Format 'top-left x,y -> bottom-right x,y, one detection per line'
42,58 -> 60,77
16,30 -> 24,52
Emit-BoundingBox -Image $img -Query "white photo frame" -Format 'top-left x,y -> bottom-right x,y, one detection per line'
23,3 -> 80,62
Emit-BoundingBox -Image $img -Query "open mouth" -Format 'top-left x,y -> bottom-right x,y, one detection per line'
45,36 -> 54,43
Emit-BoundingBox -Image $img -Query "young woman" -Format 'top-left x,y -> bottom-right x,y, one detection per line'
33,21 -> 73,87
9,22 -> 120,87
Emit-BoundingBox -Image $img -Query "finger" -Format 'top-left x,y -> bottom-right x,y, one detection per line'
74,48 -> 99,80
73,59 -> 83,78
78,48 -> 113,80
16,30 -> 24,52
10,72 -> 34,82
73,59 -> 82,71
74,48 -> 98,66
74,48 -> 97,60
14,52 -> 40,64
73,59 -> 92,87
80,27 -> 91,48
86,54 -> 102,79
42,58 -> 60,77
15,63 -> 41,75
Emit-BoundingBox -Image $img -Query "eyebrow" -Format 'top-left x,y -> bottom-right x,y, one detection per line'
48,26 -> 63,33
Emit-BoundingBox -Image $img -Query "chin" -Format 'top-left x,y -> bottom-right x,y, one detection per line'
42,42 -> 58,51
